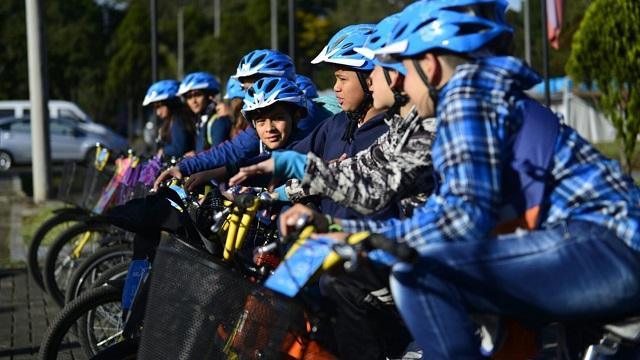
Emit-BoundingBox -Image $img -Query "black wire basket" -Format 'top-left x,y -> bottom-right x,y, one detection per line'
55,161 -> 111,210
138,236 -> 308,360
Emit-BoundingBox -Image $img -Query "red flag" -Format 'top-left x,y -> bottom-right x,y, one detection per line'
546,0 -> 563,49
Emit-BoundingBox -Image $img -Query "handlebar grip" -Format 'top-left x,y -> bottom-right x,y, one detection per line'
366,234 -> 418,263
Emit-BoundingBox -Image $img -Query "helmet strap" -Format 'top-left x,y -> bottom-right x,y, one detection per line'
383,68 -> 409,118
343,71 -> 373,144
412,58 -> 439,113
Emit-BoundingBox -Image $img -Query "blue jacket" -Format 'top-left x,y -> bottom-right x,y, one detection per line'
179,98 -> 336,175
290,111 -> 396,220
162,116 -> 194,158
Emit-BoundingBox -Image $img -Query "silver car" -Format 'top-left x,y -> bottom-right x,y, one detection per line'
0,116 -> 128,170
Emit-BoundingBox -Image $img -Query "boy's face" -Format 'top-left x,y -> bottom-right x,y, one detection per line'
253,103 -> 294,150
184,90 -> 209,114
369,65 -> 395,111
402,57 -> 436,118
333,68 -> 367,113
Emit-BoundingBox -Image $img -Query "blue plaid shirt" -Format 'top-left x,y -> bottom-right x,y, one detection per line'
340,56 -> 640,253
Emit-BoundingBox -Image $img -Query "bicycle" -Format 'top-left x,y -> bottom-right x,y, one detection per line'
42,151 -> 156,306
38,182 -> 282,359
27,144 -> 113,291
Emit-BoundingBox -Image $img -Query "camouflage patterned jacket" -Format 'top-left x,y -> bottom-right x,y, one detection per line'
286,108 -> 436,216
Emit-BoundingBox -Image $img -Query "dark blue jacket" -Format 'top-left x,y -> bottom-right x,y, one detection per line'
162,116 -> 195,158
178,99 -> 335,175
290,111 -> 397,220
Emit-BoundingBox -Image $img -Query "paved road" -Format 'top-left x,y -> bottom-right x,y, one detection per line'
0,269 -> 82,360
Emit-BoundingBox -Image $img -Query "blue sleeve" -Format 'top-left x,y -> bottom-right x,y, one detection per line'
178,127 -> 260,176
274,185 -> 289,201
208,116 -> 231,147
272,151 -> 307,179
289,114 -> 333,155
163,120 -> 194,158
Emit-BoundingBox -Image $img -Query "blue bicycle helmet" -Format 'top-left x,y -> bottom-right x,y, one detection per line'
310,24 -> 376,71
223,77 -> 245,100
241,77 -> 306,122
375,0 -> 512,58
232,49 -> 296,81
177,72 -> 220,96
354,14 -> 407,75
142,80 -> 180,106
295,74 -> 319,99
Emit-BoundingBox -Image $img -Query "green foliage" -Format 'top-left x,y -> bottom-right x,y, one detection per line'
566,0 -> 640,173
105,0 -> 150,109
0,1 -> 29,99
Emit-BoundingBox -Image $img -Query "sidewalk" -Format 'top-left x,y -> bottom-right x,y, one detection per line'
0,173 -> 80,359
0,269 -> 81,360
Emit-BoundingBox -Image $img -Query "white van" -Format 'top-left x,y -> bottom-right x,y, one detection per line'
0,100 -> 94,122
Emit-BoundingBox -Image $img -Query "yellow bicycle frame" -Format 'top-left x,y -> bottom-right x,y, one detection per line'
222,198 -> 260,261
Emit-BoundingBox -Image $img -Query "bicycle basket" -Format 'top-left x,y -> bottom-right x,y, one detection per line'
56,161 -> 111,209
138,236 -> 308,360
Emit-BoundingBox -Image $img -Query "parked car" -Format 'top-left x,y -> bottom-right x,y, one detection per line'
0,116 -> 128,170
0,100 -> 124,143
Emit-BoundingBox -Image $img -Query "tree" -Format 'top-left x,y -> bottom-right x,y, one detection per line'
566,0 -> 640,173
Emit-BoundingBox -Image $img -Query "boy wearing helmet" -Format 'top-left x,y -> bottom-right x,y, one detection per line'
154,49 -> 336,190
143,80 -> 195,158
242,77 -> 307,152
178,72 -> 231,151
279,1 -> 640,358
184,77 -> 308,190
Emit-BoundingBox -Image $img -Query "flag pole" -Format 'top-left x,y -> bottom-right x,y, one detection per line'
540,0 -> 551,106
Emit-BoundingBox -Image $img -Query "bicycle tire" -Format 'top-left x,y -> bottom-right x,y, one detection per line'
27,208 -> 88,291
91,262 -> 129,289
64,244 -> 132,305
38,284 -> 122,360
43,221 -> 115,307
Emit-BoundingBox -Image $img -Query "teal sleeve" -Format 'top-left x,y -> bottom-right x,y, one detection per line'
274,185 -> 289,200
272,151 -> 308,180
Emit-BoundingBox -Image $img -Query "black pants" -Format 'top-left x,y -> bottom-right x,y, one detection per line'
319,261 -> 412,360
106,188 -> 193,261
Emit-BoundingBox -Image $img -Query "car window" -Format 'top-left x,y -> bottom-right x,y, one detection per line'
50,118 -> 74,136
59,108 -> 81,120
10,120 -> 30,133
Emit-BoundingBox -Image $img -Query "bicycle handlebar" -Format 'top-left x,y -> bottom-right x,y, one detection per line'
365,234 -> 418,263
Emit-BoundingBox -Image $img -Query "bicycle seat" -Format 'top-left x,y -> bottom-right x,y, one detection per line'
603,316 -> 640,342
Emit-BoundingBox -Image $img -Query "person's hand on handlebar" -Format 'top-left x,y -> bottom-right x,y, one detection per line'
228,158 -> 276,187
153,165 -> 183,192
279,203 -> 330,237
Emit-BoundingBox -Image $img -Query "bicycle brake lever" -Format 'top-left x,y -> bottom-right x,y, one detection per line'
210,207 -> 231,233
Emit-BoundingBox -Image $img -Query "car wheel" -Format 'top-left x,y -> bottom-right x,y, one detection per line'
0,151 -> 13,171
